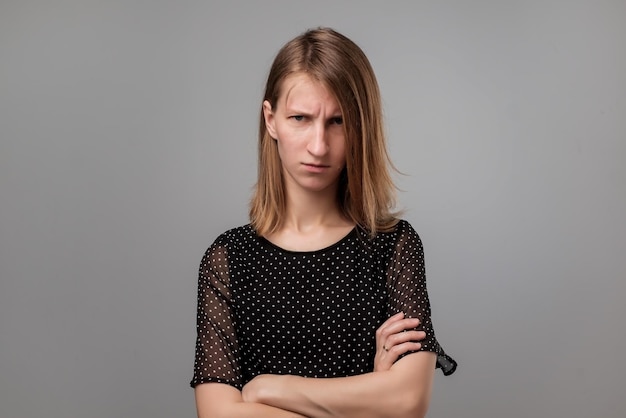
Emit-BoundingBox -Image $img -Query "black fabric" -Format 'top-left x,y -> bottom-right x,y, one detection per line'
191,220 -> 456,389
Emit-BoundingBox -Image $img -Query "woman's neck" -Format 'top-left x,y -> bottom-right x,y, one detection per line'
282,186 -> 346,232
264,187 -> 354,251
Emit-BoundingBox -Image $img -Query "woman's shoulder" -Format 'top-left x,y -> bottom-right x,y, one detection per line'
217,223 -> 255,240
205,224 -> 257,253
371,219 -> 417,239
366,219 -> 422,250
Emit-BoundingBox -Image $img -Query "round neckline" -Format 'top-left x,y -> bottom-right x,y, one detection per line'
258,227 -> 358,255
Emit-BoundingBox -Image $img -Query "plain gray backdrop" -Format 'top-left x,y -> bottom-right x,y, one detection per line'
1,1 -> 625,417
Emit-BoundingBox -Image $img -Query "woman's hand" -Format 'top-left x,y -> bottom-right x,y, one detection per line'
374,312 -> 426,372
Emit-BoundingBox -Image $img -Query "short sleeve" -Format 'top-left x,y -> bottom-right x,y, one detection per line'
190,237 -> 244,388
385,221 -> 457,376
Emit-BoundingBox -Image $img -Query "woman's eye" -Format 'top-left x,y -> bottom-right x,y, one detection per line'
291,115 -> 304,121
330,117 -> 343,125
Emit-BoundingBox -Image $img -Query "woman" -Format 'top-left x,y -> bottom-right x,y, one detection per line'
191,27 -> 456,418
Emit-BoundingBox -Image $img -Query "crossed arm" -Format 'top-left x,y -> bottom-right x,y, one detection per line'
242,351 -> 436,418
195,314 -> 436,418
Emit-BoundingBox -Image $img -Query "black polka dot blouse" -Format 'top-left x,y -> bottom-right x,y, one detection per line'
190,220 -> 456,389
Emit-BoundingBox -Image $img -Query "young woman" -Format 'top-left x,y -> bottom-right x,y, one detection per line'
191,27 -> 456,418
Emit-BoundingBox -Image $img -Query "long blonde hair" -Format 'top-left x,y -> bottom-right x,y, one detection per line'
250,28 -> 399,238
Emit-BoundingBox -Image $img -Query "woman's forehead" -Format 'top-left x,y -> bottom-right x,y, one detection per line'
279,73 -> 339,111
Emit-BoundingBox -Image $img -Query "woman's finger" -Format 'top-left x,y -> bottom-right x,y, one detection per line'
376,312 -> 405,332
385,330 -> 425,348
386,341 -> 422,357
379,317 -> 421,340
375,313 -> 405,343
374,340 -> 423,372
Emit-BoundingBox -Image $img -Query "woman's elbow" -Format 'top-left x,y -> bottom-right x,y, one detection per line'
396,392 -> 431,418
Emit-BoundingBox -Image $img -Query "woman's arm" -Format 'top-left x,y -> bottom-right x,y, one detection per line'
195,383 -> 308,418
242,351 -> 436,418
193,242 -> 308,417
196,313 -> 424,418
240,313 -> 433,418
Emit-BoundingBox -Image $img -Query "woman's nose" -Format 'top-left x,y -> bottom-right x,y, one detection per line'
307,126 -> 329,156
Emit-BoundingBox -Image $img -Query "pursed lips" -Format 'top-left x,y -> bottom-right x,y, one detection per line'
302,162 -> 331,172
303,162 -> 330,168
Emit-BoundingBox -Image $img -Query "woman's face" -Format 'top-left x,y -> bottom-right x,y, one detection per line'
263,72 -> 346,197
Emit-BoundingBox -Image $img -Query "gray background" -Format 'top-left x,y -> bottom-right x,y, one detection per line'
1,1 -> 624,417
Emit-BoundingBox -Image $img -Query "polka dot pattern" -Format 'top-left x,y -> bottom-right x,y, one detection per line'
191,220 -> 456,389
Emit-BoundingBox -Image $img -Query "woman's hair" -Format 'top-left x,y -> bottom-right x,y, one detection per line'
250,27 -> 399,237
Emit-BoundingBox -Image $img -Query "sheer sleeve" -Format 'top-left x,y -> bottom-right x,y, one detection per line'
385,221 -> 457,375
190,235 -> 244,388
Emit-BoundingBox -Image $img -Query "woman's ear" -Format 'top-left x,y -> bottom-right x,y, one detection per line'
263,100 -> 278,139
